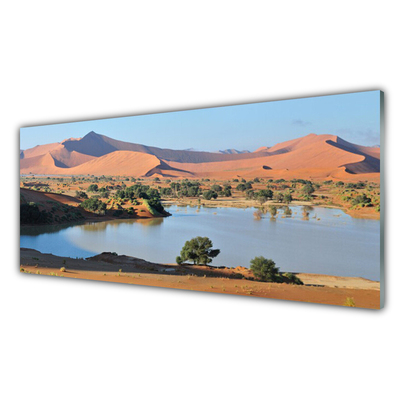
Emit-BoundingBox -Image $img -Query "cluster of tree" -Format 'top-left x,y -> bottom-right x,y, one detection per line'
351,193 -> 372,207
245,188 -> 293,204
114,184 -> 160,202
75,190 -> 88,199
87,184 -> 99,192
202,190 -> 218,200
346,182 -> 366,189
79,197 -> 106,214
144,198 -> 166,214
291,178 -> 312,185
169,181 -> 202,197
20,202 -> 53,224
236,182 -> 253,192
157,180 -> 232,199
210,184 -> 232,197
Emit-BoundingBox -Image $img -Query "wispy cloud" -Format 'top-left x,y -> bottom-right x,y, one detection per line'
292,119 -> 311,127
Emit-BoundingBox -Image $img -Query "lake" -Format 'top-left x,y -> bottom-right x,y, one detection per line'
20,204 -> 380,281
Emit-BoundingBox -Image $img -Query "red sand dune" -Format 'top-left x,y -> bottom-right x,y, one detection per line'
20,131 -> 380,181
66,151 -> 162,176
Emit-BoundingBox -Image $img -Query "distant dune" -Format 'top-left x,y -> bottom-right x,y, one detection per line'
20,131 -> 380,181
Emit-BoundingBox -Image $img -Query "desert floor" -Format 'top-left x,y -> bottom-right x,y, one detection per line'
20,248 -> 380,309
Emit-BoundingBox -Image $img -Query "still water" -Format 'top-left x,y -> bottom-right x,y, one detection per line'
20,205 -> 380,280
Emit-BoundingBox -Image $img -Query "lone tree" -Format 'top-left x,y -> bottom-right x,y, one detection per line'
176,236 -> 220,265
250,256 -> 280,282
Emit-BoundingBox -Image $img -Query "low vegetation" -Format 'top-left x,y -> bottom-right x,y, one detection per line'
250,256 -> 303,285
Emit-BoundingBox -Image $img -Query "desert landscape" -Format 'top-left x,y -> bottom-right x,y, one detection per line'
20,130 -> 381,309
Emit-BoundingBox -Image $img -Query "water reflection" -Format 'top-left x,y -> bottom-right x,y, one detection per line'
20,204 -> 380,280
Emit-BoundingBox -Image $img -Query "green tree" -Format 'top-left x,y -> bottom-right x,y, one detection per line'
80,197 -> 106,214
203,190 -> 218,200
283,193 -> 293,204
178,237 -> 220,265
274,192 -> 284,203
236,183 -> 247,192
250,256 -> 280,282
87,184 -> 99,192
256,189 -> 273,204
211,184 -> 222,192
302,183 -> 315,196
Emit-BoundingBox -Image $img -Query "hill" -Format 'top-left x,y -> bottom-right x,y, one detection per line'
20,131 -> 380,182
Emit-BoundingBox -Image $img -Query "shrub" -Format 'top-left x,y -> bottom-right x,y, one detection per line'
351,193 -> 372,206
75,190 -> 88,199
236,183 -> 247,192
302,183 -> 315,195
142,198 -> 166,217
211,184 -> 222,192
176,256 -> 183,265
87,184 -> 99,192
203,190 -> 218,200
80,197 -> 106,214
344,297 -> 356,307
250,256 -> 280,282
20,203 -> 52,224
282,272 -> 303,285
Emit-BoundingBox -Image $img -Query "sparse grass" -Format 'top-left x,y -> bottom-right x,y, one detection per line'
344,297 -> 356,307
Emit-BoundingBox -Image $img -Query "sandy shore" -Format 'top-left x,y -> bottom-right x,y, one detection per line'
162,197 -> 380,220
20,248 -> 380,309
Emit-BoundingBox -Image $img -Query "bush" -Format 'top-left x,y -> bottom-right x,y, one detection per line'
80,197 -> 106,214
282,272 -> 303,285
113,209 -> 123,217
351,193 -> 371,206
302,183 -> 315,196
75,190 -> 88,199
211,184 -> 222,192
250,256 -> 280,282
203,190 -> 218,200
20,203 -> 52,224
344,297 -> 356,307
142,198 -> 166,217
87,184 -> 99,192
176,256 -> 183,265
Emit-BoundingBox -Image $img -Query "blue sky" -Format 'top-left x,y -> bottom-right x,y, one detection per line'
20,90 -> 381,152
